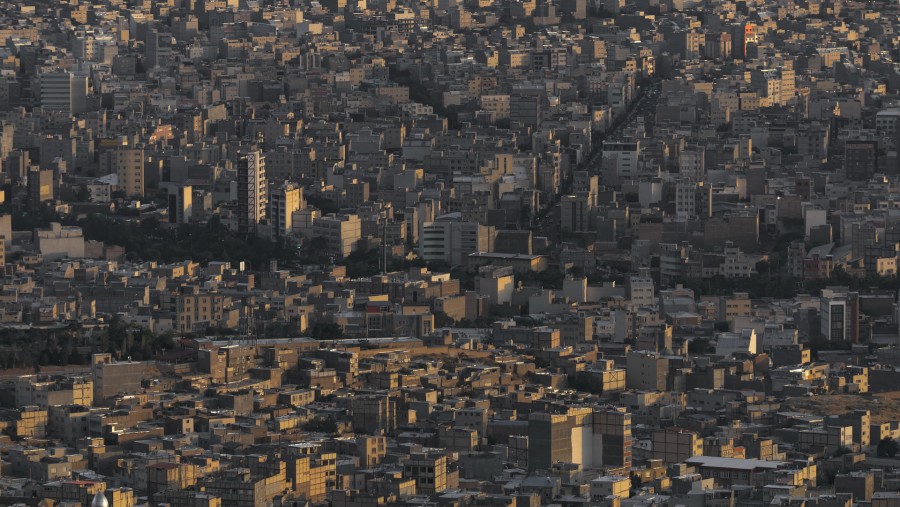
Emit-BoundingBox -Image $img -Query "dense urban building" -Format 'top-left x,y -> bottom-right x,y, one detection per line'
0,0 -> 895,505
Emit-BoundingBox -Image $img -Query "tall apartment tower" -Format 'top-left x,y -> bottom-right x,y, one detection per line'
404,452 -> 448,495
351,394 -> 396,434
820,287 -> 860,343
844,140 -> 879,181
730,23 -> 756,60
269,182 -> 304,239
528,412 -> 573,472
592,406 -> 633,468
104,146 -> 144,197
528,407 -> 633,472
145,28 -> 174,69
28,168 -> 55,209
626,351 -> 669,391
237,150 -> 267,235
652,427 -> 703,464
168,185 -> 193,225
39,69 -> 88,114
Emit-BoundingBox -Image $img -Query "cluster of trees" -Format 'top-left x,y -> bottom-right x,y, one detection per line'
687,337 -> 715,354
676,273 -> 801,300
306,322 -> 343,341
677,267 -> 900,302
0,326 -> 87,370
434,314 -> 494,328
304,195 -> 340,215
0,317 -> 178,370
339,247 -> 418,279
8,205 -> 65,232
79,215 -> 298,270
804,269 -> 900,293
100,316 -> 177,360
878,437 -> 900,458
301,417 -> 338,434
7,201 -> 303,270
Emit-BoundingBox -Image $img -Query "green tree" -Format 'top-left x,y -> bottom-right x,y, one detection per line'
878,437 -> 900,457
302,417 -> 338,433
308,322 -> 343,340
688,337 -> 713,354
68,348 -> 84,365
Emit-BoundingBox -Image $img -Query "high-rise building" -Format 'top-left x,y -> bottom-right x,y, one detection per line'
28,168 -> 54,209
145,28 -> 174,69
750,69 -> 782,106
73,32 -> 118,64
704,32 -> 732,60
528,412 -> 574,472
269,183 -> 304,239
730,23 -> 756,60
39,69 -> 88,114
592,406 -> 633,468
312,214 -> 361,258
352,394 -> 396,434
875,108 -> 900,139
475,265 -> 514,305
675,30 -> 703,60
168,185 -> 193,225
677,145 -> 706,182
176,292 -> 227,333
104,147 -> 144,197
572,171 -> 599,206
674,180 -> 711,218
509,93 -> 542,128
5,149 -> 29,186
419,214 -> 494,265
561,194 -> 591,232
528,407 -> 633,472
601,140 -> 640,183
627,274 -> 655,307
779,66 -> 796,105
626,351 -> 669,391
652,427 -> 703,464
844,140 -> 879,181
237,150 -> 267,235
403,452 -> 447,495
820,287 -> 860,343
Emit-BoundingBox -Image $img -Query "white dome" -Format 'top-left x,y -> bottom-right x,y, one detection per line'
91,491 -> 109,507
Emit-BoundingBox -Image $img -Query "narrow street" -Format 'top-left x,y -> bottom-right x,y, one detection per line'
536,80 -> 662,241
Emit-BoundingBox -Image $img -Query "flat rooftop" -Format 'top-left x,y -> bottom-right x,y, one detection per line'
685,456 -> 786,471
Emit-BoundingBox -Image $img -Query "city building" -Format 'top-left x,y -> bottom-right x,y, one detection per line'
237,150 -> 267,236
269,183 -> 304,239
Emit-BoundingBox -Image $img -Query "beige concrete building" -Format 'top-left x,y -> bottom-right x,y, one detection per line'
16,375 -> 93,407
91,354 -> 145,401
404,451 -> 448,495
652,427 -> 703,464
34,223 -> 85,260
203,468 -> 286,507
269,182 -> 304,239
177,292 -> 228,333
102,147 -> 145,197
313,213 -> 362,258
15,405 -> 48,438
626,352 -> 669,391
